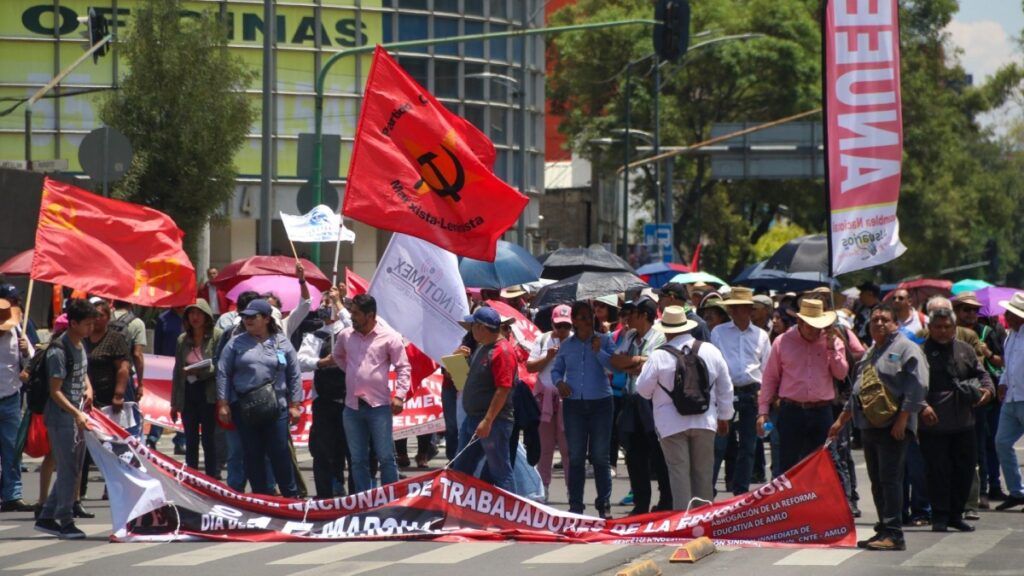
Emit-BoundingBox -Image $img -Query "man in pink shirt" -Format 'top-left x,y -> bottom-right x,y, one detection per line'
757,299 -> 849,472
333,294 -> 411,492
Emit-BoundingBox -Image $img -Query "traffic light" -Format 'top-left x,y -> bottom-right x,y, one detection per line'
77,7 -> 109,63
653,0 -> 690,62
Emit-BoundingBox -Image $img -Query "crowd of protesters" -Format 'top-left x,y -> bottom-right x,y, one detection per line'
2,268 -> 1024,552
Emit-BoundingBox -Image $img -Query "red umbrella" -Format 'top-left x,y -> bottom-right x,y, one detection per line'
891,278 -> 952,306
212,255 -> 333,294
0,249 -> 33,276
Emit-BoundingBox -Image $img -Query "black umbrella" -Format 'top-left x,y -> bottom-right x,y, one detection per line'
764,234 -> 829,274
733,260 -> 837,292
532,271 -> 648,308
540,246 -> 634,280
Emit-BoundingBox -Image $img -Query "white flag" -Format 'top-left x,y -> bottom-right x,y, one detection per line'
369,234 -> 470,364
279,205 -> 356,243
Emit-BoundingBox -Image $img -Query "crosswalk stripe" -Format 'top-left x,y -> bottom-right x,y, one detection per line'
0,539 -> 61,560
901,529 -> 1011,567
0,524 -> 17,533
522,544 -> 627,564
269,541 -> 401,565
5,543 -> 156,571
773,549 -> 861,566
134,542 -> 281,566
284,560 -> 391,576
398,542 -> 511,564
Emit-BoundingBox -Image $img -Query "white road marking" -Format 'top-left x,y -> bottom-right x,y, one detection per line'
398,542 -> 511,564
901,529 -> 1011,568
521,544 -> 627,564
134,542 -> 281,566
269,541 -> 401,565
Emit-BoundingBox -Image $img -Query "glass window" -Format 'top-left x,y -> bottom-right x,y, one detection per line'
434,60 -> 459,99
398,57 -> 429,88
512,109 -> 523,145
465,62 -> 485,100
465,104 -> 486,133
489,0 -> 507,19
398,14 -> 428,53
489,24 -> 507,61
495,149 -> 510,182
444,101 -> 461,116
464,20 -> 485,58
490,107 -> 509,145
489,65 -> 512,101
399,0 -> 428,9
382,13 -> 393,43
514,0 -> 528,24
512,37 -> 523,64
434,18 -> 459,56
435,0 -> 460,13
465,0 -> 485,16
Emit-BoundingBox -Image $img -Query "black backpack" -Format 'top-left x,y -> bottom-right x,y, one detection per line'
656,341 -> 712,415
109,309 -> 136,336
25,337 -> 73,414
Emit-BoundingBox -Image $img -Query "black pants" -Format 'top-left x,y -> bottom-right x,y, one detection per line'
610,395 -> 624,468
183,384 -> 218,478
623,429 -> 671,513
776,403 -> 833,472
862,427 -> 909,540
920,428 -> 976,524
309,398 -> 351,498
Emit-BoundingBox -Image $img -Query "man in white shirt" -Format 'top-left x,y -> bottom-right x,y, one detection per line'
711,287 -> 771,496
994,293 -> 1024,509
892,289 -> 926,334
636,306 -> 734,510
0,299 -> 33,512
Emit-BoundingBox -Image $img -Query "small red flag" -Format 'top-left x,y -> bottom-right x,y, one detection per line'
345,267 -> 369,297
343,46 -> 529,262
31,178 -> 197,307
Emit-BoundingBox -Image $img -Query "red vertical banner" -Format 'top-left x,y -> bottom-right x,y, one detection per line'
825,0 -> 906,275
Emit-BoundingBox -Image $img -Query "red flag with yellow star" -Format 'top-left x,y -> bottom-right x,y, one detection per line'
31,178 -> 197,307
342,46 -> 528,262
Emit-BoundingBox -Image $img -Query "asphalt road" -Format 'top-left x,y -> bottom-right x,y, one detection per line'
2,436 -> 1023,576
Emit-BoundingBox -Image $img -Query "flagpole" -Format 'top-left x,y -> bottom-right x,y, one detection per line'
20,278 -> 34,334
330,226 -> 343,288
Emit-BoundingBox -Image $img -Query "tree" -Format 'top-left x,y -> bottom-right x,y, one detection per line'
549,0 -> 1024,282
101,0 -> 256,259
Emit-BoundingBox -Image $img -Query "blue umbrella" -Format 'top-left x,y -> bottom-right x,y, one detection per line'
951,278 -> 993,295
669,271 -> 727,286
459,240 -> 543,289
635,262 -> 691,288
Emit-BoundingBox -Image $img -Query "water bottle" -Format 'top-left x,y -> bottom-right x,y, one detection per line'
760,420 -> 774,438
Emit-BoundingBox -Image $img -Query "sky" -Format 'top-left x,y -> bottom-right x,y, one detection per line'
947,1 -> 1022,82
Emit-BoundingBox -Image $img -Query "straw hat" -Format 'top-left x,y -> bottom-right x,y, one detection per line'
721,286 -> 755,306
654,305 -> 698,335
796,299 -> 837,329
999,293 -> 1024,320
953,292 -> 982,309
500,285 -> 527,299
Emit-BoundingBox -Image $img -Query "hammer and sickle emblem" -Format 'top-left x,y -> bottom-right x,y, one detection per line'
415,143 -> 465,202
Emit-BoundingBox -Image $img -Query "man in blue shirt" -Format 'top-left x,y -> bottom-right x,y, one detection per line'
551,301 -> 616,518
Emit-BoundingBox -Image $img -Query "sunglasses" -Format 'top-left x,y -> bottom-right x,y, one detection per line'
553,323 -> 572,330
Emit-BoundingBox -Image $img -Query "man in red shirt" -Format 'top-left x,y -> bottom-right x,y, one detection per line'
453,307 -> 517,491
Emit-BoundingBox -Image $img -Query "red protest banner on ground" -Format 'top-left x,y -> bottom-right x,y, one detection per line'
342,46 -> 528,262
88,404 -> 853,547
32,178 -> 197,307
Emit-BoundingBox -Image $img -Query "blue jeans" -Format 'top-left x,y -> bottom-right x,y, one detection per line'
995,400 -> 1024,497
343,404 -> 398,493
230,403 -> 297,497
776,402 -> 833,472
0,393 -> 23,502
713,387 -> 758,495
224,427 -> 247,492
563,397 -> 614,513
442,385 -> 460,461
41,403 -> 85,523
453,415 -> 514,491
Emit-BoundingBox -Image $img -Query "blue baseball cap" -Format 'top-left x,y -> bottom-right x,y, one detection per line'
240,299 -> 273,317
462,307 -> 501,330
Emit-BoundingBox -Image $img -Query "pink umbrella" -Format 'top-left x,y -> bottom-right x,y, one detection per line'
226,275 -> 323,313
0,249 -> 33,276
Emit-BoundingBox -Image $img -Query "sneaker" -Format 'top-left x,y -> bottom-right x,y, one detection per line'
988,488 -> 1009,501
396,453 -> 411,468
58,522 -> 86,540
34,518 -> 62,536
619,492 -> 634,506
963,509 -> 980,521
0,499 -> 34,513
594,503 -> 613,520
866,536 -> 906,551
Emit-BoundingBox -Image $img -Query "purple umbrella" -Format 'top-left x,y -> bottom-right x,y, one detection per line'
226,275 -> 323,313
973,286 -> 1022,318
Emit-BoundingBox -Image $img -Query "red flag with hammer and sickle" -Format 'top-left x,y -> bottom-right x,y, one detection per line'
342,46 -> 529,262
31,178 -> 197,307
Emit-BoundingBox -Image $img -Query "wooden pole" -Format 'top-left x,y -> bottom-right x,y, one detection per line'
19,278 -> 34,334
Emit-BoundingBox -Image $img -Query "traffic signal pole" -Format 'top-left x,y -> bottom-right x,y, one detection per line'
308,18 -> 659,265
24,34 -> 113,170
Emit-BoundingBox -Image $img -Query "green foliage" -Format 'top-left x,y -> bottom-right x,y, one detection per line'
752,222 -> 809,261
101,0 -> 256,259
548,0 -> 1024,284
